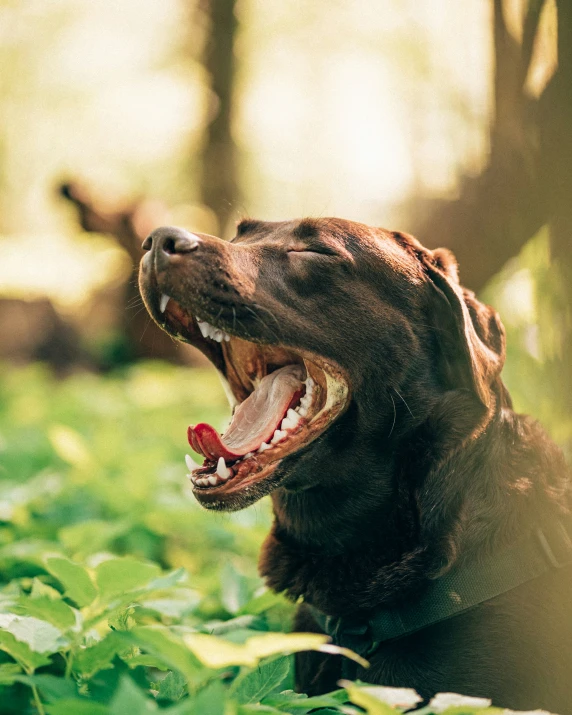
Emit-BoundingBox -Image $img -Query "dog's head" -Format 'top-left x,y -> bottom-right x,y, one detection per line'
139,218 -> 506,512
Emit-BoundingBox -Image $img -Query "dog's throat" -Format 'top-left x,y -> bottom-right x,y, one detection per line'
188,365 -> 305,461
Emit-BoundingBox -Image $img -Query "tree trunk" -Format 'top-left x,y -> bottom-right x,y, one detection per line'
199,0 -> 240,237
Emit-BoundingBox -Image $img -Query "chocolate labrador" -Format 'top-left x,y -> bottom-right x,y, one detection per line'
139,219 -> 572,713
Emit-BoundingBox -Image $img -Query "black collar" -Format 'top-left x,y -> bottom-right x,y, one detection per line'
310,515 -> 572,672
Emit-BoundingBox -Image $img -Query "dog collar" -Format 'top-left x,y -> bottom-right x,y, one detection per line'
310,515 -> 572,670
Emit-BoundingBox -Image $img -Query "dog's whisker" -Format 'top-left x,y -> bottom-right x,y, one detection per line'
388,393 -> 397,438
393,387 -> 415,419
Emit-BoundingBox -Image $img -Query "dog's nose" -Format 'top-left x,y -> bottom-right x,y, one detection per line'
142,226 -> 200,256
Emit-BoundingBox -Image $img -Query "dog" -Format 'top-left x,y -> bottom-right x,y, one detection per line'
139,218 -> 572,713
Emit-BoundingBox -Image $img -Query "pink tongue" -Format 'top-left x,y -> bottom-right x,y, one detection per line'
188,365 -> 304,461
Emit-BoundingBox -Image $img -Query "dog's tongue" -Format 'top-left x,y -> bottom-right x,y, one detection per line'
188,365 -> 304,461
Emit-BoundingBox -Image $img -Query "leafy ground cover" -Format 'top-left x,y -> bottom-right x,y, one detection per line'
0,363 -> 554,713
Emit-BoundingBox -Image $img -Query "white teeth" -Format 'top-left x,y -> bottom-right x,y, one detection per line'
281,408 -> 301,431
196,478 -> 208,486
160,294 -> 170,313
185,454 -> 201,472
297,407 -> 307,418
258,442 -> 270,452
216,457 -> 231,479
197,320 -> 210,338
207,475 -> 218,486
306,377 -> 315,388
271,429 -> 286,444
196,319 -> 231,343
244,452 -> 254,459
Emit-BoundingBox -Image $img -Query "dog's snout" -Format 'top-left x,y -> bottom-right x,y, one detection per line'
142,226 -> 200,257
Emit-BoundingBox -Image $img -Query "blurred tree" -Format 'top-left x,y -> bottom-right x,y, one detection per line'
59,183 -> 203,366
197,0 -> 240,236
411,0 -> 571,434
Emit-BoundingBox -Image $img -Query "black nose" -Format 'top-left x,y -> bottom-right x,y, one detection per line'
142,226 -> 200,255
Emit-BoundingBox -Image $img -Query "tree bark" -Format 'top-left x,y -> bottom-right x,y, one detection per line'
198,0 -> 240,236
409,0 -> 548,293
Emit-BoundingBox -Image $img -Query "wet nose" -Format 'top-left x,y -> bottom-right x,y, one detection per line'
142,226 -> 200,256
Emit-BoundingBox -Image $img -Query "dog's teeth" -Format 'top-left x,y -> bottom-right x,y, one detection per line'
306,377 -> 315,389
216,457 -> 231,479
287,408 -> 301,425
207,475 -> 218,486
197,477 -> 208,486
258,442 -> 270,452
185,454 -> 201,471
271,429 -> 286,444
197,320 -> 210,338
298,407 -> 307,418
244,452 -> 254,459
224,333 -> 231,341
160,294 -> 170,313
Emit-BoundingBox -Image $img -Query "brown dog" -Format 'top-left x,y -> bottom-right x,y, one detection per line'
139,219 -> 572,712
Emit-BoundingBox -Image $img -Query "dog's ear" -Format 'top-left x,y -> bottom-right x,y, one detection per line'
392,232 -> 505,408
423,247 -> 505,408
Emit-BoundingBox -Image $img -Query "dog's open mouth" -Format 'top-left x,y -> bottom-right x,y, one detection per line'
157,295 -> 350,505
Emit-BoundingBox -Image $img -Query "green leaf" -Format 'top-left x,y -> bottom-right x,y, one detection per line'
185,679 -> 226,715
342,680 -> 398,715
15,595 -> 77,630
0,614 -> 68,654
183,632 -> 368,670
0,662 -> 22,685
0,629 -> 51,672
45,557 -> 98,607
231,656 -> 290,704
17,673 -> 78,702
45,700 -> 108,715
30,578 -> 63,601
109,675 -> 158,714
262,689 -> 347,713
126,627 -> 202,683
221,562 -> 251,614
74,631 -> 127,678
94,557 -> 161,599
124,654 -> 171,670
238,590 -> 287,616
157,670 -> 187,702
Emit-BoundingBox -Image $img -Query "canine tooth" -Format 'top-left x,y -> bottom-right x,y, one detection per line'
258,442 -> 270,452
271,429 -> 286,444
207,475 -> 218,486
197,320 -> 210,338
160,294 -> 170,313
216,457 -> 231,479
186,454 -> 201,471
306,377 -> 315,388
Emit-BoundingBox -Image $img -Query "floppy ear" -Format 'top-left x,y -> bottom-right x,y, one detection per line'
419,246 -> 506,408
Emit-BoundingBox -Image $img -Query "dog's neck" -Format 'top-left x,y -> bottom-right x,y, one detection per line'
259,390 -> 569,617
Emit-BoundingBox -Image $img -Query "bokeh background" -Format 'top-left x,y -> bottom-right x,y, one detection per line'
0,0 -> 570,670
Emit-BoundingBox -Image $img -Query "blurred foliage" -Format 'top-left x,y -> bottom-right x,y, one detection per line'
484,226 -> 572,457
0,364 -> 556,713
